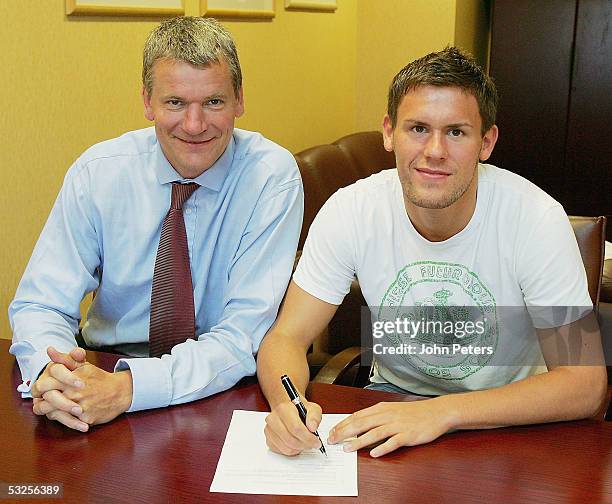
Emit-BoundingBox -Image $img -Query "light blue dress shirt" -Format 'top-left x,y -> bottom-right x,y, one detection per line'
9,127 -> 303,412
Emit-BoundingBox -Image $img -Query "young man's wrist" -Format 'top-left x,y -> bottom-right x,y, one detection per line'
432,394 -> 463,432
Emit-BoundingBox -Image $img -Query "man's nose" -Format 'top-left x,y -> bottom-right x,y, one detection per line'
423,132 -> 448,160
182,104 -> 208,135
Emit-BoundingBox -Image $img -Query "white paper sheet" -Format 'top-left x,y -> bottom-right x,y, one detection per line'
210,410 -> 358,496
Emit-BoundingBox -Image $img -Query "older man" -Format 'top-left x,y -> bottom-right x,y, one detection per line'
9,17 -> 303,431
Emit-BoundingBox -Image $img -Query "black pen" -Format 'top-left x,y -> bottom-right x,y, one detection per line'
280,374 -> 327,457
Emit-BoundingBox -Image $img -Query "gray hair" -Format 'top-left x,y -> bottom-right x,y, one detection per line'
388,46 -> 498,135
142,16 -> 242,98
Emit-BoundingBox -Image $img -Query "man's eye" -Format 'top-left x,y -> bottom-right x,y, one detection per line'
412,125 -> 426,133
207,99 -> 224,107
449,129 -> 463,137
167,100 -> 182,107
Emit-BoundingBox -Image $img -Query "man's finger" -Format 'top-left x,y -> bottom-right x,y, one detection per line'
342,424 -> 394,453
47,346 -> 86,372
31,374 -> 66,397
265,407 -> 318,452
264,410 -> 304,450
329,403 -> 378,434
304,401 -> 322,432
277,403 -> 321,448
47,363 -> 84,388
33,397 -> 82,417
69,347 -> 87,363
329,410 -> 383,444
32,398 -> 49,416
46,409 -> 89,432
264,423 -> 301,456
33,399 -> 54,416
41,389 -> 83,415
370,434 -> 405,458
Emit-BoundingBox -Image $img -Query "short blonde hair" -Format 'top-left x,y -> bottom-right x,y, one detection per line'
142,16 -> 242,98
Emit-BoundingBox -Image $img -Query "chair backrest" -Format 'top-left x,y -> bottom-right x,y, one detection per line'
294,131 -> 395,249
568,216 -> 610,401
333,131 -> 396,179
569,216 -> 607,305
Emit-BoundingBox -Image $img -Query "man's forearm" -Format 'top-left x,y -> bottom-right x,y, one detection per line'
257,330 -> 311,409
437,366 -> 607,432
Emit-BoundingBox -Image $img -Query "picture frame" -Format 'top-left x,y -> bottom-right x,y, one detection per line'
285,0 -> 336,11
66,0 -> 184,16
201,0 -> 275,18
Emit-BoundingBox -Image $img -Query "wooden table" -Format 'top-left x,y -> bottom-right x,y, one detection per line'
1,339 -> 611,503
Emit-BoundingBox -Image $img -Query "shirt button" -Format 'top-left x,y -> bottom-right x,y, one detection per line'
185,208 -> 192,215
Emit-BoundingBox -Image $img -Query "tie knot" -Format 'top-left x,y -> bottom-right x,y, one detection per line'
171,182 -> 199,210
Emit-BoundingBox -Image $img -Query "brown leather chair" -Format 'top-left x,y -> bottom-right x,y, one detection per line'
294,131 -> 395,250
602,259 -> 612,304
570,216 -> 606,305
571,218 -> 611,419
600,258 -> 612,420
294,131 -> 394,377
312,216 -> 609,402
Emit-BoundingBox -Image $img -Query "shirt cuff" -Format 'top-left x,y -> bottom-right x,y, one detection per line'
17,349 -> 52,397
115,357 -> 172,412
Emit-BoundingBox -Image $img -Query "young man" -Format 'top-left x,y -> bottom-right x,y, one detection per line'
257,47 -> 606,457
9,17 -> 303,432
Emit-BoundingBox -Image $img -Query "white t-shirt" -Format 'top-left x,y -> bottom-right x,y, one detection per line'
294,164 -> 592,395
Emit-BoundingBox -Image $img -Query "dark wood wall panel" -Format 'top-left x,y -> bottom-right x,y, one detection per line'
564,0 -> 612,219
489,0 -> 577,203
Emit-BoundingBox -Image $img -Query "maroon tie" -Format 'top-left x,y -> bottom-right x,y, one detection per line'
149,182 -> 199,358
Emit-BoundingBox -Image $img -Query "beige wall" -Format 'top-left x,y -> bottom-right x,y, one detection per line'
0,0 -> 487,338
355,0 -> 456,131
355,0 -> 490,131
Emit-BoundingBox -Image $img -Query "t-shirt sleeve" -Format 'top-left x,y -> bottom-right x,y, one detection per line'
516,204 -> 593,328
293,190 -> 357,305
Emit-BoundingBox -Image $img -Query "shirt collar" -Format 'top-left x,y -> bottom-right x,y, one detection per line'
154,134 -> 235,191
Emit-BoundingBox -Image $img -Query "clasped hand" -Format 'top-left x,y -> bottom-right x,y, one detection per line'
265,398 -> 453,457
31,346 -> 132,432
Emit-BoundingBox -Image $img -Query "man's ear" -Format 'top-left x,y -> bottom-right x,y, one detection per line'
142,86 -> 155,122
382,114 -> 394,152
479,124 -> 499,162
235,87 -> 245,118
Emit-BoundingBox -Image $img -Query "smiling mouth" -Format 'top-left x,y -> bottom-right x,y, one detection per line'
177,137 -> 213,145
415,168 -> 451,178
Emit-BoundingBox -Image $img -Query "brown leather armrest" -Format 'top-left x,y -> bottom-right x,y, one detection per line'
602,258 -> 612,304
313,347 -> 372,386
